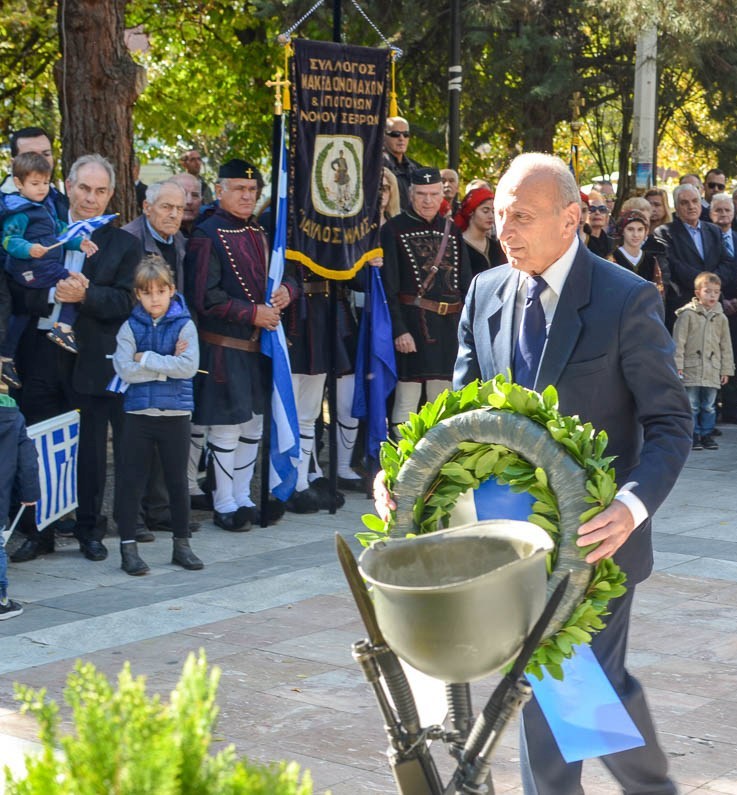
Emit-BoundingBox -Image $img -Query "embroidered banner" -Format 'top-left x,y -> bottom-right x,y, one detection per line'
287,39 -> 389,280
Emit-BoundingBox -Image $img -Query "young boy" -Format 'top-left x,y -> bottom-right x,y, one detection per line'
673,271 -> 735,450
0,390 -> 40,619
0,152 -> 96,388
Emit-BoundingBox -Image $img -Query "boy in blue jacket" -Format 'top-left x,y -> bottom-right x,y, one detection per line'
0,392 -> 40,619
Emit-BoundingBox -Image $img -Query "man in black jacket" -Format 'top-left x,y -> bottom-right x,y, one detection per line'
11,154 -> 141,563
655,183 -> 735,331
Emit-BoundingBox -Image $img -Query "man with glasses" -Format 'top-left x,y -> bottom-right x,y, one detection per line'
701,168 -> 728,222
383,116 -> 423,210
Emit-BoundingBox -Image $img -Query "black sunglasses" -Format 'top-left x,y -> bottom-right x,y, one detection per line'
386,131 -> 410,138
588,204 -> 608,213
708,181 -> 726,190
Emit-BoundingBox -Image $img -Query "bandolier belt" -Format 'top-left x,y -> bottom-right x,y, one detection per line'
399,294 -> 462,315
200,330 -> 261,353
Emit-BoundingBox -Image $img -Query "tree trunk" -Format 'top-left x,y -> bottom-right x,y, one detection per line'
55,0 -> 145,224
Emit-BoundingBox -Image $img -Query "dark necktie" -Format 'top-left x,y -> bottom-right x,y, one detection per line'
514,275 -> 548,389
724,232 -> 735,258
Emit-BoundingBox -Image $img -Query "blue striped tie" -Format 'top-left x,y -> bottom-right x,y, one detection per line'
724,232 -> 734,258
514,275 -> 548,389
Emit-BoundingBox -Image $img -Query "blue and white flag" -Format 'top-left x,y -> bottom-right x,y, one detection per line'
27,410 -> 79,530
56,213 -> 117,244
261,116 -> 300,501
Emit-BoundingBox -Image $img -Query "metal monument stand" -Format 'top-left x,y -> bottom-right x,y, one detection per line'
337,530 -> 571,795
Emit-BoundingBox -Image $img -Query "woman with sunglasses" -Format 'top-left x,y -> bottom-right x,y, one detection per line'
585,189 -> 613,258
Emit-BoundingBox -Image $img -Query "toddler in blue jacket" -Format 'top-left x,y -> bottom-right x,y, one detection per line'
112,255 -> 202,575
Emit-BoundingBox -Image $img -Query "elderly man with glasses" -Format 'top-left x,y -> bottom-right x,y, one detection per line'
382,116 -> 424,211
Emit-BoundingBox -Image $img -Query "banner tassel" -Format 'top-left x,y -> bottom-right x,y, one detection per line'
389,50 -> 399,117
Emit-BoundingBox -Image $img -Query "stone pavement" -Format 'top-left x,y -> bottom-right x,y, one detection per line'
2,427 -> 737,793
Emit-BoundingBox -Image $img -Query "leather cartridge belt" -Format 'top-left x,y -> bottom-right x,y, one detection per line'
399,294 -> 462,315
200,330 -> 260,353
302,280 -> 329,296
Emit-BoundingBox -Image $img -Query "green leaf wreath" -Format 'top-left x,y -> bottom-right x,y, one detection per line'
359,375 -> 627,680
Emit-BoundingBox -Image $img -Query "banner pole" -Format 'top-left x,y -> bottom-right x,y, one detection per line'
324,0 -> 342,515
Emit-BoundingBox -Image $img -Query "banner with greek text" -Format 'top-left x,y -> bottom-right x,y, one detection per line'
287,39 -> 389,280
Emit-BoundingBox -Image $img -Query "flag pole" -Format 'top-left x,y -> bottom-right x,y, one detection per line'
261,66 -> 287,527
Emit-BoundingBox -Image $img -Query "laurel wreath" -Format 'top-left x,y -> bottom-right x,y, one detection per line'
359,375 -> 627,680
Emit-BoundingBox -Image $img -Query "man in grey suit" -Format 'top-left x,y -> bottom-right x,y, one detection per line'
377,153 -> 692,792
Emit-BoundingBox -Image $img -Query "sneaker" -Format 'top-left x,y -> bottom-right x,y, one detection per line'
1,361 -> 22,390
0,599 -> 23,620
692,436 -> 703,451
702,434 -> 719,450
46,324 -> 79,354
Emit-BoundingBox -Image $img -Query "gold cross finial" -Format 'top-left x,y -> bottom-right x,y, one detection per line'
245,167 -> 254,178
570,91 -> 585,121
266,68 -> 290,116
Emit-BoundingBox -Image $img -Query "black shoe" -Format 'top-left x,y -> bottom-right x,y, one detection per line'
190,493 -> 213,511
692,436 -> 703,451
46,324 -> 78,353
712,427 -> 722,436
79,539 -> 108,561
10,535 -> 55,563
135,529 -> 156,543
120,542 -> 149,576
1,361 -> 21,390
284,487 -> 321,514
241,499 -> 287,526
702,434 -> 719,450
0,599 -> 23,620
172,537 -> 204,570
309,477 -> 346,510
213,507 -> 251,532
337,475 -> 367,492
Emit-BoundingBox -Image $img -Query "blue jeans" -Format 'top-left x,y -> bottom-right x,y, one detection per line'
0,527 -> 7,600
685,385 -> 718,436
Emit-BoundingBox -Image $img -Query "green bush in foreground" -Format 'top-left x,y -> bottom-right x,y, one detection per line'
5,651 -> 314,795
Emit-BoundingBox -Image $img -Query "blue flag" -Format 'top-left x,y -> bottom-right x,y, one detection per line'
352,266 -> 397,459
260,116 -> 300,500
56,213 -> 118,244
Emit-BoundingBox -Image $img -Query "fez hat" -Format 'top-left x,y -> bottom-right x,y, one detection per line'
411,167 -> 442,186
453,186 -> 495,232
218,158 -> 264,187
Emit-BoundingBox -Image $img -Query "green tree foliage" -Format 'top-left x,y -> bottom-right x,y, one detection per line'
5,651 -> 313,795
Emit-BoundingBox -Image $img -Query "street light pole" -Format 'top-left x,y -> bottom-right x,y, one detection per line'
448,0 -> 461,170
632,25 -> 658,189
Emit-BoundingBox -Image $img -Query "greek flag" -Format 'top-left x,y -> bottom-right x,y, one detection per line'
260,116 -> 300,500
56,213 -> 117,244
27,410 -> 79,530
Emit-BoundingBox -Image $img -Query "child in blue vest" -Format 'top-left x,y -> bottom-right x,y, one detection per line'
112,255 -> 202,575
0,152 -> 97,389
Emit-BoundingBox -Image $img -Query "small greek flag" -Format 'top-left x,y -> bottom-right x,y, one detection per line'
106,373 -> 129,394
56,213 -> 117,244
27,411 -> 79,530
261,115 -> 300,501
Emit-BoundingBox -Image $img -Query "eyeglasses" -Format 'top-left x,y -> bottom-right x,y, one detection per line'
386,131 -> 410,138
708,181 -> 726,190
589,204 -> 608,213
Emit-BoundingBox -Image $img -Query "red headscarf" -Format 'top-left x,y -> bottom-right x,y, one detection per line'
454,186 -> 495,232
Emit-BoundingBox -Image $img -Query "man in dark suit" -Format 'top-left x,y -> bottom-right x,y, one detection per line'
377,153 -> 692,793
11,154 -> 141,563
709,193 -> 737,422
458,154 -> 692,792
655,183 -> 734,331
